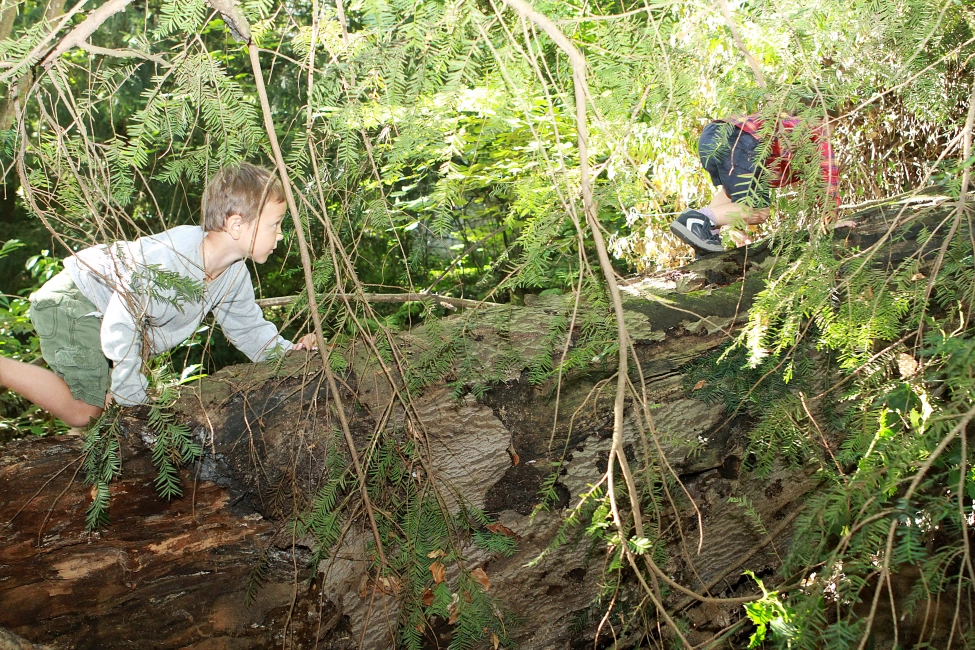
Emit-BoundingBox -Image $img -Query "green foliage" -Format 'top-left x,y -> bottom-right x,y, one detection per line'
148,400 -> 201,500
82,408 -> 123,532
742,570 -> 798,648
728,495 -> 770,538
80,374 -> 201,530
0,249 -> 66,437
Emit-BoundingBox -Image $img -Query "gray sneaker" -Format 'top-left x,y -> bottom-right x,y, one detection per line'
670,210 -> 724,253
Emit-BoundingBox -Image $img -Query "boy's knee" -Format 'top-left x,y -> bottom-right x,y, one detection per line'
64,403 -> 103,428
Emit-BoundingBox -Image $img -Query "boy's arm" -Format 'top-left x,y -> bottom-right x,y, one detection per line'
213,270 -> 292,361
101,290 -> 150,406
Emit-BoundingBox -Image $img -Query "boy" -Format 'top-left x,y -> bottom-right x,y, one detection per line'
670,113 -> 853,255
0,163 -> 315,428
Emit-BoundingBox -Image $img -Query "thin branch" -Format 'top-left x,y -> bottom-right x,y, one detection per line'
856,403 -> 975,650
425,224 -> 507,294
79,42 -> 171,67
0,0 -> 87,84
498,0 -> 685,645
716,0 -> 766,89
239,21 -> 388,567
256,292 -> 503,310
916,79 -> 975,359
556,0 -> 681,24
798,392 -> 845,477
38,0 -> 136,69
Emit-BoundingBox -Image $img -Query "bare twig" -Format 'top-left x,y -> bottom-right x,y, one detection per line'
38,0 -> 136,69
79,42 -> 171,67
0,0 -> 85,84
239,18 -> 388,567
716,0 -> 766,89
256,292 -> 503,310
798,392 -> 845,477
498,1 -> 690,645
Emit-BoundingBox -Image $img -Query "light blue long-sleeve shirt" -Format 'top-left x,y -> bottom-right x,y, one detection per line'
64,225 -> 292,405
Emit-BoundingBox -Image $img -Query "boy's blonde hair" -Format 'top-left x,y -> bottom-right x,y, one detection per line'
202,163 -> 285,231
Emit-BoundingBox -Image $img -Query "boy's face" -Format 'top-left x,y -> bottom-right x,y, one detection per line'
241,200 -> 286,264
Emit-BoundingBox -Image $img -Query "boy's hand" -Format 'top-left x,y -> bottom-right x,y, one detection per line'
104,393 -> 114,410
293,333 -> 318,351
742,207 -> 770,226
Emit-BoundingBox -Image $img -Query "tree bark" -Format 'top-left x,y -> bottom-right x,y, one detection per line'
0,199 -> 961,649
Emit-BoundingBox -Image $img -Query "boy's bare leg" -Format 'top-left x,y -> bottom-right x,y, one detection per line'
707,191 -> 770,227
0,357 -> 103,428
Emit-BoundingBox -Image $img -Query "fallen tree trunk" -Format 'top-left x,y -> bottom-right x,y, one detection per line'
0,199 -> 960,649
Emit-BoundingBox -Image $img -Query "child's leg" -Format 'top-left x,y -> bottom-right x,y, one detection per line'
707,190 -> 770,227
21,271 -> 110,428
0,357 -> 103,427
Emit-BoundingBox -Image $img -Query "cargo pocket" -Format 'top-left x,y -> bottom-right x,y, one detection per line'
55,346 -> 101,370
28,298 -> 60,339
55,346 -> 110,407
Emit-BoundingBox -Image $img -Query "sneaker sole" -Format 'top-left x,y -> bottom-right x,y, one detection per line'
670,221 -> 725,253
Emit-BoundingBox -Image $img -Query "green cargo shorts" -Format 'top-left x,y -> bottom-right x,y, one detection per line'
29,270 -> 110,408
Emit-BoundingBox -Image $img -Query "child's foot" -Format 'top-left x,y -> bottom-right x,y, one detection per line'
670,210 -> 724,254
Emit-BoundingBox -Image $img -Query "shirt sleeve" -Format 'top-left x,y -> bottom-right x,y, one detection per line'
213,267 -> 293,362
101,290 -> 150,406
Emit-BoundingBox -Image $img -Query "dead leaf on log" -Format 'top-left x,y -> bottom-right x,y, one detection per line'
421,588 -> 435,607
447,592 -> 460,624
511,452 -> 520,466
430,562 -> 446,584
491,632 -> 500,649
486,522 -> 516,537
377,575 -> 401,595
693,379 -> 707,390
470,567 -> 490,592
427,549 -> 444,558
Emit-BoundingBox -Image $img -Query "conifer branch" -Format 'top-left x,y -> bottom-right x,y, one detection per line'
79,42 -> 170,67
240,21 -> 389,568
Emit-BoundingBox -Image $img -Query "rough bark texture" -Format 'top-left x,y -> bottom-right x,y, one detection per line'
0,201 -> 955,648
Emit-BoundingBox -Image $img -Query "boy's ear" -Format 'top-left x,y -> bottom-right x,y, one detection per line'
225,214 -> 245,239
